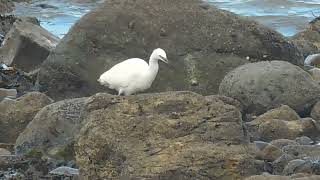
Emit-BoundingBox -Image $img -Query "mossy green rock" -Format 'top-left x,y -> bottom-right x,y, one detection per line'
39,0 -> 302,100
76,91 -> 259,179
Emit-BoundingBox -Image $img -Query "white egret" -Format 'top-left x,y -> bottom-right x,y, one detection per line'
98,48 -> 168,95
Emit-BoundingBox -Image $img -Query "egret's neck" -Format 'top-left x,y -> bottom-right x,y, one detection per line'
145,57 -> 159,83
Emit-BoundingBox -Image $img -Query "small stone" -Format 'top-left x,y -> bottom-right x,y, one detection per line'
295,136 -> 314,145
0,88 -> 16,101
49,166 -> 79,176
0,148 -> 11,155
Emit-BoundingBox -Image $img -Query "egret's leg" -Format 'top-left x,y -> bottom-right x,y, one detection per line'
118,89 -> 124,96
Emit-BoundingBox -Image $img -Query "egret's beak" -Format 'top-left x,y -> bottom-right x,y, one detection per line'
159,55 -> 168,64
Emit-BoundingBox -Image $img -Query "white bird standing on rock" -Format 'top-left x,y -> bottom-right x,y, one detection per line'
98,48 -> 168,95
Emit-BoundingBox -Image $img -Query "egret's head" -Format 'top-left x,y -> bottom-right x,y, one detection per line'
152,48 -> 168,63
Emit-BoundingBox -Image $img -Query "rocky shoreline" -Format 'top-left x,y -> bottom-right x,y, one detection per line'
1,0 -> 320,179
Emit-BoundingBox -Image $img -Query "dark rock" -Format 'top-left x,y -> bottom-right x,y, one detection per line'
39,0 -> 303,100
35,4 -> 59,9
0,66 -> 39,95
0,92 -> 53,143
0,19 -> 59,72
219,61 -> 320,115
76,91 -> 259,179
15,97 -> 88,160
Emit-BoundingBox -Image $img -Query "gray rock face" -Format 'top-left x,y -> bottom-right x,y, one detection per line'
15,97 -> 88,159
76,91 -> 259,179
219,61 -> 320,115
0,92 -> 53,143
0,19 -> 59,72
38,0 -> 302,100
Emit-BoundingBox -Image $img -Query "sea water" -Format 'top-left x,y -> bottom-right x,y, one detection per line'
12,0 -> 320,38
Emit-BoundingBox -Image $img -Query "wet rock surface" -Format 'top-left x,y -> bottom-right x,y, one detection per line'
38,0 -> 303,100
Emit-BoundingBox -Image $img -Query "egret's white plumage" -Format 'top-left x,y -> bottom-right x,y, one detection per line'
304,53 -> 320,67
98,48 -> 168,95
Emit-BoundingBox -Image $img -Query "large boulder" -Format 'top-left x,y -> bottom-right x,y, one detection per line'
15,97 -> 88,160
0,19 -> 59,72
219,61 -> 320,115
76,91 -> 259,179
39,0 -> 303,100
0,92 -> 53,143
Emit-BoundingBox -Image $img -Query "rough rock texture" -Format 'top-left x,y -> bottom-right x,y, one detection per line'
257,118 -> 318,142
245,174 -> 320,180
219,61 -> 320,115
311,101 -> 320,122
0,92 -> 53,143
0,19 -> 59,72
0,66 -> 38,95
15,97 -> 88,160
282,145 -> 320,159
259,139 -> 299,162
245,105 -> 301,141
39,0 -> 303,100
283,158 -> 320,175
0,0 -> 32,14
291,17 -> 320,57
76,91 -> 259,179
0,0 -> 14,13
308,68 -> 320,82
248,105 -> 300,125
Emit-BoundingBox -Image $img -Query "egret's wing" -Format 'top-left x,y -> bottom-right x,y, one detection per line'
101,58 -> 148,89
